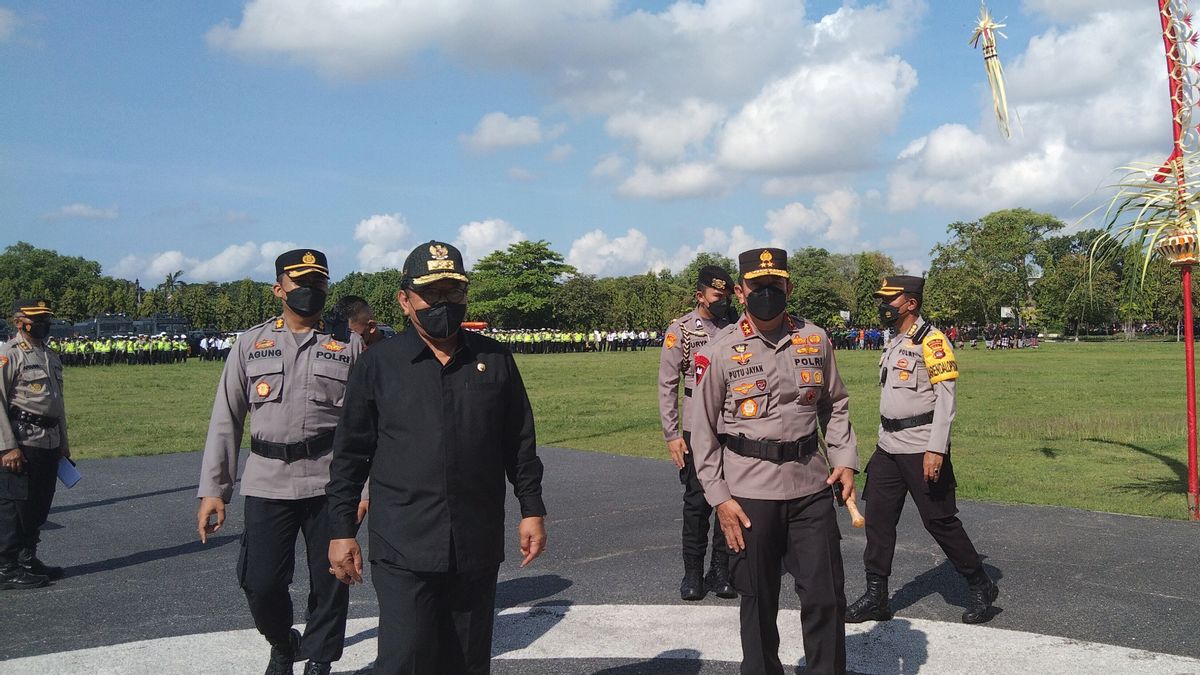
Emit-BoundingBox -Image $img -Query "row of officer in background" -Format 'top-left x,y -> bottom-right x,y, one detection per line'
50,335 -> 190,366
663,248 -> 997,675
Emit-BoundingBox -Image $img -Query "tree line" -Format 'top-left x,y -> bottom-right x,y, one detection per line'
0,207 -> 1187,335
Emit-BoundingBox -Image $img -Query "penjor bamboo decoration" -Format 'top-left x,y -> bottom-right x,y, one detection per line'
969,2 -> 1011,138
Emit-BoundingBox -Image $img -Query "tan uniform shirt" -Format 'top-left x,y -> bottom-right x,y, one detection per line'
878,317 -> 957,455
689,315 -> 858,506
658,308 -> 728,441
0,337 -> 68,451
198,317 -> 361,502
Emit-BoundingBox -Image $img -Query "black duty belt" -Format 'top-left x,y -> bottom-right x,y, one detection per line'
8,407 -> 58,428
720,432 -> 818,463
684,387 -> 693,398
880,411 -> 935,433
250,430 -> 334,463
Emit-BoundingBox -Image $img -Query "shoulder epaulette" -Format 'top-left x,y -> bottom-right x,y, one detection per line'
912,322 -> 933,345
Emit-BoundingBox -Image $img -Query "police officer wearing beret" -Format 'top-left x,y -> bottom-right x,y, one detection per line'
326,241 -> 547,675
846,276 -> 998,625
658,264 -> 737,601
196,249 -> 364,675
689,249 -> 858,675
0,299 -> 68,589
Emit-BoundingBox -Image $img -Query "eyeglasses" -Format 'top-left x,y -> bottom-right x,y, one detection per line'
413,286 -> 467,304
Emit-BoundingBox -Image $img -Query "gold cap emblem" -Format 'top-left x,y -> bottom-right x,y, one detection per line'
302,251 -> 316,264
37,301 -> 47,307
711,278 -> 726,290
430,244 -> 450,260
760,250 -> 774,268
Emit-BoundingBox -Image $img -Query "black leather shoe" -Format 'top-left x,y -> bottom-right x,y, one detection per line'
680,557 -> 706,601
846,574 -> 893,623
705,554 -> 737,599
0,564 -> 49,590
265,628 -> 301,675
18,549 -> 64,581
302,661 -> 331,675
962,576 -> 999,624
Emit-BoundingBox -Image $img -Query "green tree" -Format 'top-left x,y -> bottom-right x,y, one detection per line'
787,247 -> 851,326
468,240 -> 575,327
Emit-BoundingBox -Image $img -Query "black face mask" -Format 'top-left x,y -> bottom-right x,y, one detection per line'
415,302 -> 467,339
285,287 -> 327,318
745,285 -> 787,321
878,301 -> 903,326
26,320 -> 51,340
705,297 -> 733,324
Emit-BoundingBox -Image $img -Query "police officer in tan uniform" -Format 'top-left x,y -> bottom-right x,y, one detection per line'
846,275 -> 997,625
0,299 -> 68,589
196,249 -> 365,675
689,248 -> 858,675
658,265 -> 737,601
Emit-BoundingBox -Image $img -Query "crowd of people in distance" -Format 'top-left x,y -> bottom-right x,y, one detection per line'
47,335 -> 192,366
961,325 -> 1041,349
196,334 -> 236,361
485,329 -> 660,353
829,327 -> 890,350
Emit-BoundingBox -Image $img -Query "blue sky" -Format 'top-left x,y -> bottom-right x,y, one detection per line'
0,0 -> 1172,283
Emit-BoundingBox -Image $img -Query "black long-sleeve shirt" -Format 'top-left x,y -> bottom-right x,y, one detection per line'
326,328 -> 546,572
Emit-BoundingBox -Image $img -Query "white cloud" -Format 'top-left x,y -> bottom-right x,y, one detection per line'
591,154 -> 625,178
0,8 -> 15,42
604,98 -> 724,163
616,162 -> 728,201
42,203 -> 119,221
506,167 -> 536,181
547,143 -> 573,162
763,189 -> 861,246
354,213 -> 413,272
568,228 -> 663,276
111,241 -> 303,284
716,54 -> 918,174
460,112 -> 555,152
1020,0 -> 1132,22
454,218 -> 526,267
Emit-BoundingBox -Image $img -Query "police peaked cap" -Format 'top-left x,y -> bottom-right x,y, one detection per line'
873,275 -> 925,299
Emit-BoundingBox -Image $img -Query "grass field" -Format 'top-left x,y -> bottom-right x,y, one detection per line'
62,341 -> 1194,520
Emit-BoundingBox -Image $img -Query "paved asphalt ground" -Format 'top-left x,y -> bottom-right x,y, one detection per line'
1,447 -> 1198,673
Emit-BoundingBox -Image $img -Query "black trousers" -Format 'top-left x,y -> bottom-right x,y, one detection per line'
372,559 -> 499,675
680,431 -> 726,561
862,447 -> 982,578
730,493 -> 846,675
238,495 -> 349,662
0,447 -> 60,561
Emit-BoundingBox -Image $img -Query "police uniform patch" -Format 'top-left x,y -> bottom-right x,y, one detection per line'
923,331 -> 960,384
18,341 -> 31,352
256,381 -> 271,398
323,341 -> 345,352
807,334 -> 821,344
740,320 -> 753,338
739,398 -> 759,418
730,350 -> 753,365
694,354 -> 710,384
927,339 -> 944,349
477,362 -> 487,372
254,339 -> 275,349
30,382 -> 44,392
0,355 -> 7,367
275,318 -> 285,329
814,371 -> 824,385
899,371 -> 911,381
897,358 -> 909,369
801,370 -> 812,384
934,349 -> 946,359
665,333 -> 677,349
733,383 -> 754,395
791,335 -> 804,345
756,378 -> 767,391
801,389 -> 818,405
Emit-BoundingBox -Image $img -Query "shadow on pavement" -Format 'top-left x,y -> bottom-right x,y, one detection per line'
62,533 -> 238,578
592,649 -> 704,674
887,559 -> 1004,616
837,618 -> 929,675
50,484 -> 200,515
496,573 -> 573,608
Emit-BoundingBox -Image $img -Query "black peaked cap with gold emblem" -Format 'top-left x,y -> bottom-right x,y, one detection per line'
402,241 -> 470,287
275,249 -> 330,279
738,248 -> 789,280
697,265 -> 734,291
873,275 -> 925,299
13,299 -> 54,317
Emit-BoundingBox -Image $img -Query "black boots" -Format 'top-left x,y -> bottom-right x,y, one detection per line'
18,548 -> 64,581
265,628 -> 301,675
846,573 -> 893,623
705,551 -> 736,599
680,556 -> 706,601
302,661 -> 331,675
0,561 -> 48,590
962,570 -> 999,624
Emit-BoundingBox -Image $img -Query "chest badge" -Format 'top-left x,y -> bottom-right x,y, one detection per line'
323,341 -> 345,352
899,371 -> 911,382
897,358 -> 909,369
29,382 -> 44,393
791,335 -> 804,345
814,371 -> 824,385
256,381 -> 271,398
801,389 -> 819,405
733,383 -> 754,395
800,370 -> 812,384
477,362 -> 487,373
665,333 -> 677,349
254,339 -> 275,349
730,345 -> 753,365
807,334 -> 821,344
740,398 -> 759,418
